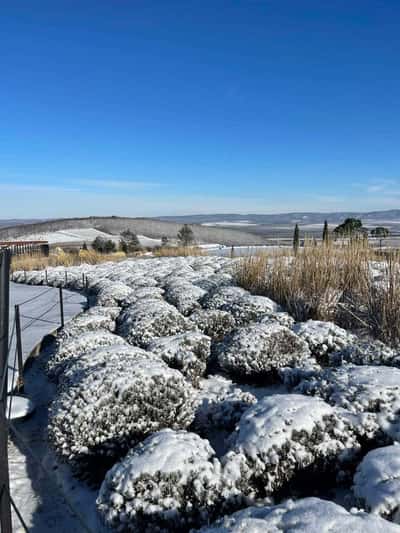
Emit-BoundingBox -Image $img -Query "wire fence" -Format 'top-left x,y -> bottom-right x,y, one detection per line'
0,252 -> 93,532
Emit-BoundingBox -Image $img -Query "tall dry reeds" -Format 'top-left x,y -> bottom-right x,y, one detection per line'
11,249 -> 127,273
153,246 -> 207,257
235,241 -> 400,346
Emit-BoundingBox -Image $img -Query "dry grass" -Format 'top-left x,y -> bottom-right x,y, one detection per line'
235,241 -> 400,347
11,249 -> 127,273
153,246 -> 207,257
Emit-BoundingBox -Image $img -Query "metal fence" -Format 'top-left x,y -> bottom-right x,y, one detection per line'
0,248 -> 93,532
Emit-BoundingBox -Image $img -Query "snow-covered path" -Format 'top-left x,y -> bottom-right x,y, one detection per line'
7,283 -> 88,532
8,283 -> 86,393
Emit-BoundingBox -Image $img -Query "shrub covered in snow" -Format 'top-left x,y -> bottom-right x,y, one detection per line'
353,444 -> 400,522
292,320 -> 356,362
148,332 -> 211,385
49,360 -> 195,478
95,281 -> 134,307
294,365 -> 400,415
117,299 -> 193,348
202,287 -> 280,326
193,375 -> 257,435
258,311 -> 295,329
189,309 -> 236,341
164,278 -> 206,316
47,330 -> 127,379
217,322 -> 311,381
330,340 -> 400,367
97,429 -> 236,532
197,497 -> 400,532
85,305 -> 122,320
58,344 -> 159,390
58,313 -> 116,340
222,394 -> 360,498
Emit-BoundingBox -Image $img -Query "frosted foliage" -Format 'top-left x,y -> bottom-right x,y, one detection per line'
148,332 -> 211,385
193,376 -> 257,434
97,430 -> 235,531
117,299 -> 193,348
197,497 -> 400,533
58,313 -> 116,340
292,320 -> 356,360
353,445 -> 400,522
217,323 -> 311,380
189,309 -> 236,341
164,279 -> 207,316
49,360 -> 195,475
223,394 -> 359,497
47,330 -> 127,378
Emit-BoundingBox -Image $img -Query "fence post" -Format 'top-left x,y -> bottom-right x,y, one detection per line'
45,269 -> 48,285
0,249 -> 13,533
14,305 -> 24,391
59,287 -> 64,328
65,270 -> 68,286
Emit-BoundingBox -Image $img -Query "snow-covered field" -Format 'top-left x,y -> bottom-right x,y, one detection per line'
7,227 -> 162,248
10,256 -> 400,531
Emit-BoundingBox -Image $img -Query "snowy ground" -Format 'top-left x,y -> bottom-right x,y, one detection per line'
9,257 -> 400,532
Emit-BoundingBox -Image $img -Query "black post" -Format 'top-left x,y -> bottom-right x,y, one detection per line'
45,269 -> 48,285
65,270 -> 68,286
14,305 -> 24,391
59,287 -> 64,328
0,249 -> 12,532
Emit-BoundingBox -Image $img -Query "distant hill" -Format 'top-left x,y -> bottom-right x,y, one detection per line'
0,218 -> 44,227
0,216 -> 266,246
158,210 -> 400,226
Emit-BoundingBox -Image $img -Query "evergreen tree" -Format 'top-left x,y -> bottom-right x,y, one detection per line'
293,224 -> 300,255
177,224 -> 194,246
82,242 -> 88,251
322,220 -> 329,244
161,236 -> 169,246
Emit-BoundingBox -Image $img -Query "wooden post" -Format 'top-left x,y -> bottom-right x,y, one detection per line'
45,269 -> 48,285
59,287 -> 64,328
65,270 -> 68,286
0,249 -> 12,532
14,305 -> 24,391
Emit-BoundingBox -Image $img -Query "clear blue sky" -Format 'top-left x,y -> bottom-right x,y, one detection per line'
1,1 -> 400,217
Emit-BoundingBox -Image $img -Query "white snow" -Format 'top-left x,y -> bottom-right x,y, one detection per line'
354,445 -> 400,521
197,497 -> 400,532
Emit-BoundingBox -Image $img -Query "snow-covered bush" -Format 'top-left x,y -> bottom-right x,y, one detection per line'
117,299 -> 193,348
193,272 -> 234,292
193,375 -> 257,435
58,344 -> 159,390
129,286 -> 164,303
294,365 -> 400,441
292,320 -> 356,362
97,429 -> 235,532
49,360 -> 195,478
95,282 -> 134,307
164,278 -> 206,316
353,444 -> 400,522
58,313 -> 116,340
258,311 -> 295,329
294,365 -> 400,415
222,394 -> 360,498
148,332 -> 211,385
189,309 -> 236,341
202,287 -> 280,326
197,497 -> 400,532
47,330 -> 127,379
330,340 -> 400,367
85,305 -> 121,320
201,286 -> 249,311
217,322 -> 310,381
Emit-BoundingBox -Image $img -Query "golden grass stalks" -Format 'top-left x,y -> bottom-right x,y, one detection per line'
153,246 -> 207,257
11,249 -> 127,273
235,241 -> 400,346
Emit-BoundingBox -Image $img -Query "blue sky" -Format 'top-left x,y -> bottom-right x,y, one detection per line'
1,1 -> 400,217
